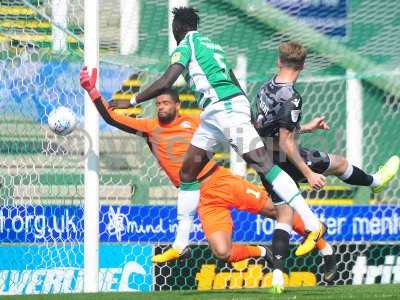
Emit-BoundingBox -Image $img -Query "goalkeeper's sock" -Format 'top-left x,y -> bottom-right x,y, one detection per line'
228,244 -> 262,263
293,212 -> 330,253
264,166 -> 320,231
272,225 -> 290,272
172,181 -> 200,251
318,241 -> 334,256
292,212 -> 306,235
339,164 -> 375,186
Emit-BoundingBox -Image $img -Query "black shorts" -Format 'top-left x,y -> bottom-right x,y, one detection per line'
270,147 -> 331,204
273,147 -> 331,182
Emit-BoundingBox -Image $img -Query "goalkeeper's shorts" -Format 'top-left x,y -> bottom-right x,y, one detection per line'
198,167 -> 268,239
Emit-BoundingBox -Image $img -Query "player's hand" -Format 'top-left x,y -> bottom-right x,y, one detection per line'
80,66 -> 100,101
307,116 -> 330,132
80,66 -> 97,92
108,100 -> 132,109
306,172 -> 326,190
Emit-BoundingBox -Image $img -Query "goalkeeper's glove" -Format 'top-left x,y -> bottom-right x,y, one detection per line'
80,66 -> 101,101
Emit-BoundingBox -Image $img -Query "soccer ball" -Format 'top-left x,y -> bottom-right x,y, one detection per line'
48,106 -> 78,136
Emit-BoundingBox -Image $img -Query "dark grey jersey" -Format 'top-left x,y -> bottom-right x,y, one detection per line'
255,76 -> 302,137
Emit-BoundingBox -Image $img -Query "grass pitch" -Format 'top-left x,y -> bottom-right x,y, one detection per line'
3,284 -> 400,300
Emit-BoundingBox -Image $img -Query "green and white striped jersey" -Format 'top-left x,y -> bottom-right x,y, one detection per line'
170,31 -> 242,109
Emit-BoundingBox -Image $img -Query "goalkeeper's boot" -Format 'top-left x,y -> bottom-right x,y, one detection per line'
372,155 -> 400,193
295,222 -> 327,256
152,246 -> 191,263
323,254 -> 337,283
271,269 -> 285,294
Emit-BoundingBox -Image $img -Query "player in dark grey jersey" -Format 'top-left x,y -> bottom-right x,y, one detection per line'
256,74 -> 333,184
256,76 -> 303,140
255,42 -> 399,291
256,43 -> 398,197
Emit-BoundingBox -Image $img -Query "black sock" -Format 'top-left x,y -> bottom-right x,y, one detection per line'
272,229 -> 290,272
342,166 -> 373,186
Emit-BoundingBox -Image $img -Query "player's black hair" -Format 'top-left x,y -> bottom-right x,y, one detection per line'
161,88 -> 180,103
172,7 -> 199,35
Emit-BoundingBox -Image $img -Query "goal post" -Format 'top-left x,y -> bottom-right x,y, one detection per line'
346,69 -> 363,169
83,0 -> 100,293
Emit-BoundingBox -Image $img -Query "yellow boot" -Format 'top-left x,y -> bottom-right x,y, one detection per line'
372,155 -> 400,193
295,222 -> 327,256
152,246 -> 190,263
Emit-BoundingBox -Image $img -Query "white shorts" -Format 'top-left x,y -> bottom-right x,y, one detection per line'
191,95 -> 264,155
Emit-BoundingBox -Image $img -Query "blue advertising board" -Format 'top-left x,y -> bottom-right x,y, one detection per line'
266,0 -> 348,38
0,244 -> 153,295
0,60 -> 134,131
1,205 -> 400,243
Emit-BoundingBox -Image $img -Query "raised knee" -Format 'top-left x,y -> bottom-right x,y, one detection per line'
212,245 -> 231,261
333,155 -> 348,174
338,156 -> 348,167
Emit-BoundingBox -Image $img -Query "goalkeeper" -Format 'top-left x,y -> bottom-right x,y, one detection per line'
79,69 -> 335,279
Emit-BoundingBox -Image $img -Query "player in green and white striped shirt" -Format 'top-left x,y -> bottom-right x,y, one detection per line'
170,29 -> 242,109
123,7 -> 326,273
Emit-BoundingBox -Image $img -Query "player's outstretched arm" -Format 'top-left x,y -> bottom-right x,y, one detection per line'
279,128 -> 326,190
133,64 -> 185,105
80,66 -> 152,136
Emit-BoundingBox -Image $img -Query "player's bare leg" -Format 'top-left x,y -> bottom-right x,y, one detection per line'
325,154 -> 399,193
207,231 -> 273,264
153,145 -> 211,263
